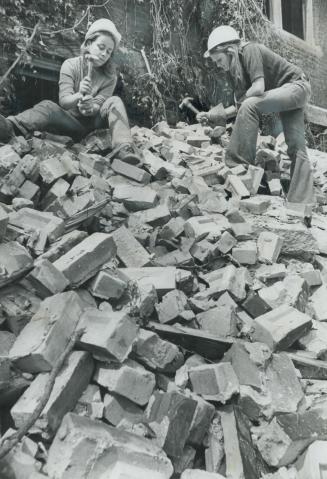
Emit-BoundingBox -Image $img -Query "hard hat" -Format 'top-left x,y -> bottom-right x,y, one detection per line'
84,18 -> 122,48
204,26 -> 240,58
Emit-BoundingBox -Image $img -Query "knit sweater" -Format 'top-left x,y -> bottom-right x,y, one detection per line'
58,56 -> 117,117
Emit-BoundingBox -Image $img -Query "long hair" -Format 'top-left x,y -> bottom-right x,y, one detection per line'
80,31 -> 116,77
225,43 -> 246,99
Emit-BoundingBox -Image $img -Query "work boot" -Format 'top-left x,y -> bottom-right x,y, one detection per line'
115,143 -> 141,165
0,114 -> 15,143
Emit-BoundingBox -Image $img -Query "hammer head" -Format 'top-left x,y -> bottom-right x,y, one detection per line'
179,97 -> 194,110
84,54 -> 98,64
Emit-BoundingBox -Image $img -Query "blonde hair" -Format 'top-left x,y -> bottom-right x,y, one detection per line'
222,43 -> 246,100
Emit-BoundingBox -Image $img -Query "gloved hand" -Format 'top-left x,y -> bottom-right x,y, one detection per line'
196,111 -> 209,124
206,103 -> 227,127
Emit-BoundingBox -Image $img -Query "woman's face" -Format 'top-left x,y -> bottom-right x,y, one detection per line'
88,33 -> 115,67
210,49 -> 230,72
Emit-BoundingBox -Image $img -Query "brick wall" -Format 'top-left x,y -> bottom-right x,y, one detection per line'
269,0 -> 327,108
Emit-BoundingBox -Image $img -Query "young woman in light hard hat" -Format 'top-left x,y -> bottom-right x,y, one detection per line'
0,18 -> 140,163
198,25 -> 314,208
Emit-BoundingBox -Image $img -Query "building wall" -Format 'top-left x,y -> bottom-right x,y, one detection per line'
266,0 -> 327,108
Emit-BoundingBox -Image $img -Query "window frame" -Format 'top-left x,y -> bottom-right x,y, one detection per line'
265,0 -> 315,46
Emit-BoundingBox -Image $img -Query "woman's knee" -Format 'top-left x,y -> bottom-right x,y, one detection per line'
100,96 -> 125,115
239,96 -> 260,113
34,100 -> 61,114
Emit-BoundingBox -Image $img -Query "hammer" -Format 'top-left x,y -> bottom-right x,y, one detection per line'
179,97 -> 200,116
80,54 -> 97,103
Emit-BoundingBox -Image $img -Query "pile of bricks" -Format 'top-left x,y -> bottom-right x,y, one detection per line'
1,121 -> 327,478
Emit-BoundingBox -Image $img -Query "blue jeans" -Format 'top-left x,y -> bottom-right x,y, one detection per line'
225,80 -> 314,204
8,96 -> 132,147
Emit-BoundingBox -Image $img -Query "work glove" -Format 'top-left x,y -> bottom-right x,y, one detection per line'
206,103 -> 227,127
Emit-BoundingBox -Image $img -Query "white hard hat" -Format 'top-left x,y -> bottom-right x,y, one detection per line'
204,26 -> 240,58
85,18 -> 121,48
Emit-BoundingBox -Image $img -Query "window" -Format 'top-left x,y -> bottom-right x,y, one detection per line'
264,0 -> 314,45
281,0 -> 304,39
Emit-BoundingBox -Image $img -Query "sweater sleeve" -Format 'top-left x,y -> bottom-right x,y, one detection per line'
58,58 -> 78,106
93,73 -> 117,107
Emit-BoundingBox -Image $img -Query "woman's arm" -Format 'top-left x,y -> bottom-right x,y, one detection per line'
245,77 -> 265,98
59,58 -> 92,111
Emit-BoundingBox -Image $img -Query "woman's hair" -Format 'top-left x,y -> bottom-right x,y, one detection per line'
224,43 -> 246,96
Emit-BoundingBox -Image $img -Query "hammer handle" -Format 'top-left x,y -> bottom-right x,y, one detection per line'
186,103 -> 200,115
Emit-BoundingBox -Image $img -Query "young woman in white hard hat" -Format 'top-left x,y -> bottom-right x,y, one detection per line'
0,18 -> 140,163
198,25 -> 314,209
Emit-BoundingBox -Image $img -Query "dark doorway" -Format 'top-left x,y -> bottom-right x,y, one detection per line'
12,76 -> 58,114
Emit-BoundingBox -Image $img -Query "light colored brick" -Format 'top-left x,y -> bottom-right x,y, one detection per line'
155,289 -> 188,324
257,231 -> 283,264
53,232 -> 116,287
9,207 -> 65,242
134,328 -> 184,373
184,216 -> 223,241
47,413 -> 173,479
232,241 -> 257,265
111,158 -> 151,183
94,359 -> 155,406
113,183 -> 158,210
89,269 -> 127,300
0,241 -> 33,288
189,363 -> 239,403
252,305 -> 312,351
24,258 -> 70,298
112,225 -> 151,268
9,291 -> 85,373
11,351 -> 93,434
79,308 -> 139,362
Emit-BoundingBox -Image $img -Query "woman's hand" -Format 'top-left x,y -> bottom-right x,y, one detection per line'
78,96 -> 100,117
78,76 -> 92,96
196,111 -> 209,124
245,77 -> 265,98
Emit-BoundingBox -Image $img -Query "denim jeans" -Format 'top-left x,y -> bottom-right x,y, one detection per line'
8,96 -> 132,147
225,80 -> 314,204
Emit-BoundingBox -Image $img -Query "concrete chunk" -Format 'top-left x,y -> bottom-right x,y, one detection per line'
155,289 -> 188,324
47,412 -> 173,479
24,258 -> 70,298
89,269 -> 127,300
79,309 -> 139,363
103,393 -> 143,426
113,184 -> 158,210
0,205 -> 8,240
9,207 -> 65,242
53,232 -> 116,287
197,264 -> 246,302
145,390 -> 197,458
296,440 -> 327,479
134,328 -> 184,373
118,266 -> 176,296
112,225 -> 152,268
257,231 -> 283,264
184,216 -> 222,241
111,158 -> 151,183
94,358 -> 155,406
9,291 -> 85,373
0,241 -> 33,288
310,284 -> 327,321
11,351 -> 94,434
189,362 -> 239,403
252,305 -> 312,351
